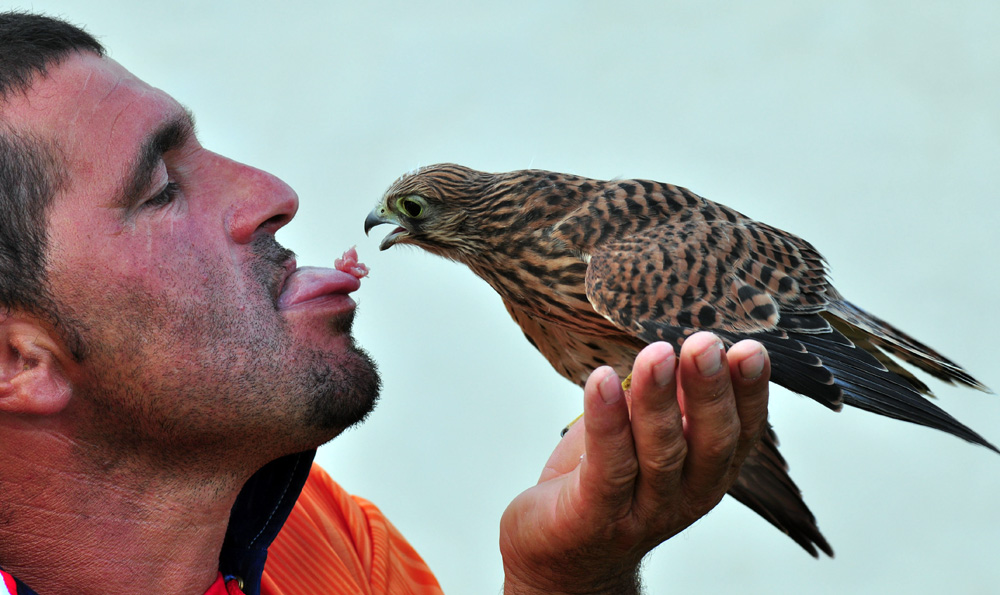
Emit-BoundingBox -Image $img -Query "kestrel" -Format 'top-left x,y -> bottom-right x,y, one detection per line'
364,163 -> 994,557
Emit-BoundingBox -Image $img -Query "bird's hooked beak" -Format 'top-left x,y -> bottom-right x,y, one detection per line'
364,206 -> 410,251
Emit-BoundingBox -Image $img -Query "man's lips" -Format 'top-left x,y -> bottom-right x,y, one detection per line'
277,266 -> 362,310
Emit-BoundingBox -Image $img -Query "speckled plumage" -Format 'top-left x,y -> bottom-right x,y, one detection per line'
365,163 -> 994,557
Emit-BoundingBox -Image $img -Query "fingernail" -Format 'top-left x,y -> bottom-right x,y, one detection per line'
694,340 -> 723,376
739,347 -> 766,380
652,351 -> 675,387
599,372 -> 623,404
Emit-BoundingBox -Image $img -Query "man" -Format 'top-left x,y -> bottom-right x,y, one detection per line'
0,12 -> 770,594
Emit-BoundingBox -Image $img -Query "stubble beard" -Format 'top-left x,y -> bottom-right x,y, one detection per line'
299,309 -> 381,436
54,237 -> 382,474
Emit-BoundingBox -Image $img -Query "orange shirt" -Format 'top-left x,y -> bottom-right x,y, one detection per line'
260,465 -> 444,595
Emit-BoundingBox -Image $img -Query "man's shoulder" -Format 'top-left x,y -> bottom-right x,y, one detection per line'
261,464 -> 443,594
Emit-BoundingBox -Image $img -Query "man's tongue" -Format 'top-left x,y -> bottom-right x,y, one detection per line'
277,248 -> 368,309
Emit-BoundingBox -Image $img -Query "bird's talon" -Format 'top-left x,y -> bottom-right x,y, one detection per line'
621,373 -> 632,391
560,412 -> 583,437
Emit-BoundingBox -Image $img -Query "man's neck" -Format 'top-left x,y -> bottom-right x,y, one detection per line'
0,429 -> 252,595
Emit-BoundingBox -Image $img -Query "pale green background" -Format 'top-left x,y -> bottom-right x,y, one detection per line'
9,1 -> 999,593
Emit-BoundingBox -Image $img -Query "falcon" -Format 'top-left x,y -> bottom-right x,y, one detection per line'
364,163 -> 995,557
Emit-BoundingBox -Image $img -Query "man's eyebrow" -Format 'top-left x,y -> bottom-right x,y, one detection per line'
113,109 -> 196,210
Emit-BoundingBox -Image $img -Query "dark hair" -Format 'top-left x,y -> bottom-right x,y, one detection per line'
0,12 -> 103,356
0,12 -> 104,101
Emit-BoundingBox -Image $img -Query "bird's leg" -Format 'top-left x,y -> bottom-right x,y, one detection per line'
560,373 -> 633,436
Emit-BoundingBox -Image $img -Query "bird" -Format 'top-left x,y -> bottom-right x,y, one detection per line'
364,163 -> 995,557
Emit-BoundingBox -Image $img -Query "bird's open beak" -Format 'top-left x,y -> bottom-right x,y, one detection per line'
364,207 -> 410,251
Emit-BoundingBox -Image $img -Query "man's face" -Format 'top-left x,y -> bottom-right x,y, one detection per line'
5,52 -> 379,464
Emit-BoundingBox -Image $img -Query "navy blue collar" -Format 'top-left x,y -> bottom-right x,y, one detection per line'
219,449 -> 316,595
1,449 -> 316,595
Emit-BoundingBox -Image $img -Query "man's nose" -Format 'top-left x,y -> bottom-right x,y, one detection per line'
216,154 -> 299,244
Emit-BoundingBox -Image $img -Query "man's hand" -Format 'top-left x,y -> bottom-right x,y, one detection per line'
500,332 -> 771,594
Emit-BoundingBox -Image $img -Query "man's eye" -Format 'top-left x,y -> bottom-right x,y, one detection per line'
146,181 -> 181,208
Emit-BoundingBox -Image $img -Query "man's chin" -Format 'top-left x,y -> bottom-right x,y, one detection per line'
303,343 -> 382,438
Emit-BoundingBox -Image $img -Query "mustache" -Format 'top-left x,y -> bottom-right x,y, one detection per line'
251,236 -> 296,306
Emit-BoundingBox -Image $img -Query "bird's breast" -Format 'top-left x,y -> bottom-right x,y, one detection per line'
471,248 -> 616,336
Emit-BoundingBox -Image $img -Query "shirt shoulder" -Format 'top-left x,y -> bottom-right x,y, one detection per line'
261,464 -> 443,595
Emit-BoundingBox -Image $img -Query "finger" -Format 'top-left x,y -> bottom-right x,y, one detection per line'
577,366 -> 638,516
626,342 -> 687,501
724,339 -> 771,466
677,331 -> 742,501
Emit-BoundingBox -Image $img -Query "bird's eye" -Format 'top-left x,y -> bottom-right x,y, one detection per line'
397,196 -> 427,219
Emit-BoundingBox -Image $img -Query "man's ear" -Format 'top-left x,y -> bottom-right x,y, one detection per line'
0,318 -> 72,416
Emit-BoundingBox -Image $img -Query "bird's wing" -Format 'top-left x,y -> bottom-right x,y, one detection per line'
583,218 -> 997,450
581,221 -> 845,411
729,424 -> 833,557
583,218 -> 832,340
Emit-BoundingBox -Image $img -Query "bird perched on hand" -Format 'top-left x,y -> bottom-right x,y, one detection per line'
364,163 -> 994,557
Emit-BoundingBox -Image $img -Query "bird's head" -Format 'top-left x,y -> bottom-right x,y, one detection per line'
364,163 -> 496,258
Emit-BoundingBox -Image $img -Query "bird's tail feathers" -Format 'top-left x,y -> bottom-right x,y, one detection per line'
741,319 -> 999,453
823,298 -> 992,394
727,424 -> 834,558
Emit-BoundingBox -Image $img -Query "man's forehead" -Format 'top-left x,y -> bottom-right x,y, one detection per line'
3,50 -> 189,207
4,50 -> 185,159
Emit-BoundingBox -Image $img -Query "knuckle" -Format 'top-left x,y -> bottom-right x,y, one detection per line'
687,380 -> 736,421
635,412 -> 687,472
700,420 -> 741,462
641,442 -> 688,476
587,458 -> 639,508
638,410 -> 682,444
